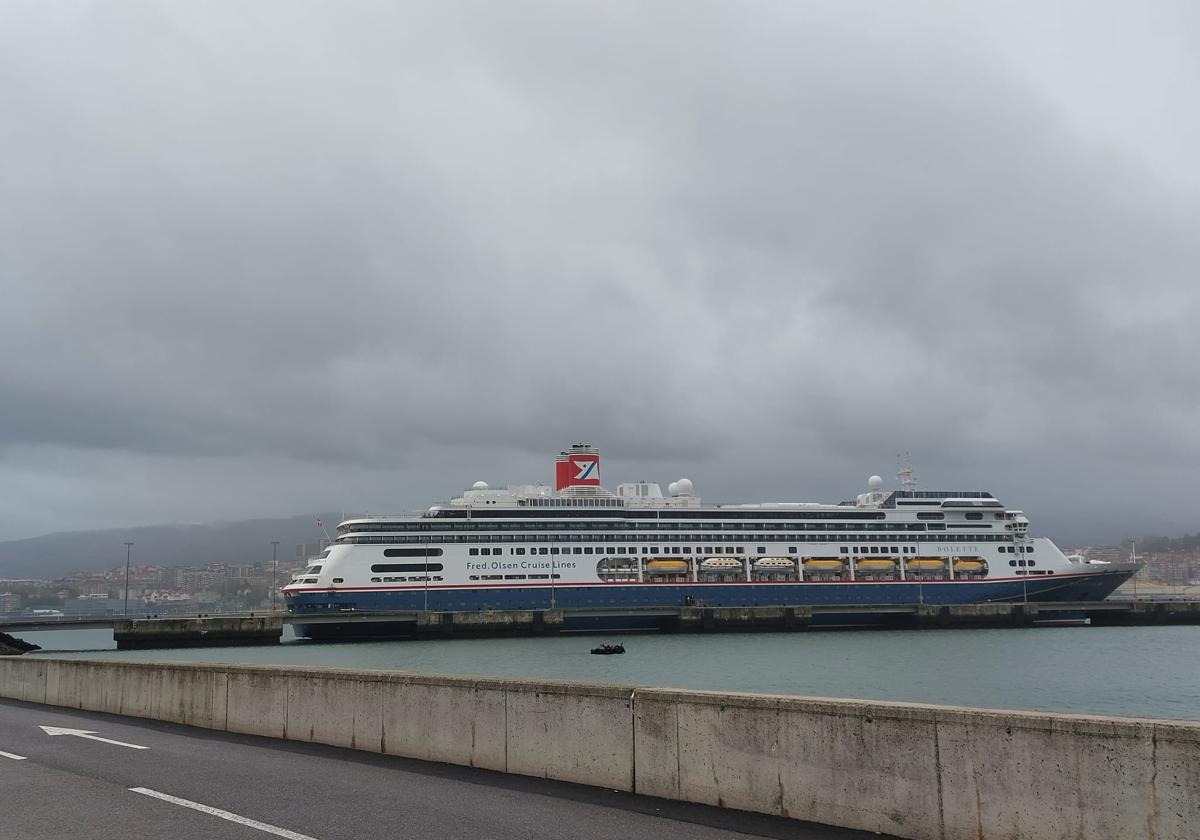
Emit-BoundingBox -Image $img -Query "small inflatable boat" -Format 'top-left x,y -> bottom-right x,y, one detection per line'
590,643 -> 625,655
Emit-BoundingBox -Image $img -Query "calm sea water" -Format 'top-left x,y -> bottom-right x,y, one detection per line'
16,625 -> 1200,721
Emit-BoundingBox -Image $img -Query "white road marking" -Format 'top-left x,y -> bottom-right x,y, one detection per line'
0,750 -> 27,760
129,788 -> 320,840
39,725 -> 148,750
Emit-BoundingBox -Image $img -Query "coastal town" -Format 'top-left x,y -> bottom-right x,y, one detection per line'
0,541 -> 324,618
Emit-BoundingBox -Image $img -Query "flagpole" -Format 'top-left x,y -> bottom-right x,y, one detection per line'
271,541 -> 279,613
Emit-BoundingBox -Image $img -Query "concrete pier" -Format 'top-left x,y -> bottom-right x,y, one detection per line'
112,616 -> 282,649
675,605 -> 812,631
1,657 -> 1196,840
415,608 -> 565,638
1087,599 -> 1200,625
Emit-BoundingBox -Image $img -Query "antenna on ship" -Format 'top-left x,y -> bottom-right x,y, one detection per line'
896,452 -> 916,491
1130,540 -> 1138,600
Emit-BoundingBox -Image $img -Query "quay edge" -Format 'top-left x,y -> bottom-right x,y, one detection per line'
288,597 -> 1200,640
113,616 -> 283,649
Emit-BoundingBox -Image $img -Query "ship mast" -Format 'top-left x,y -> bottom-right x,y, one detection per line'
896,453 -> 917,491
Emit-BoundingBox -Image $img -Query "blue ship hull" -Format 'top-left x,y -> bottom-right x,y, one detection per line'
287,569 -> 1134,639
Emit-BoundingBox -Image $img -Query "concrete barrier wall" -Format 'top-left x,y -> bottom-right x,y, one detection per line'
1,657 -> 1196,840
632,689 -> 1199,840
633,690 -> 946,837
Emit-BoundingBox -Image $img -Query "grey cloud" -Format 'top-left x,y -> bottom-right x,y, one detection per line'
0,1 -> 1197,545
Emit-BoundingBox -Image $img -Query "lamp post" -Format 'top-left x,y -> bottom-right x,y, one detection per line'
123,542 -> 134,616
271,541 -> 280,612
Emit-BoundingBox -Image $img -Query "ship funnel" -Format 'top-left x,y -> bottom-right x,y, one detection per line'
555,443 -> 601,491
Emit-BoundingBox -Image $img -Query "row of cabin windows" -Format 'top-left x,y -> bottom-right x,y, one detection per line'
371,563 -> 445,573
390,509 -> 894,522
526,498 -> 623,507
369,575 -> 445,583
391,506 -> 1007,522
839,546 -> 917,555
998,545 -> 1034,553
342,520 -> 961,533
475,546 -> 749,556
469,573 -> 563,581
364,503 -> 1000,523
464,544 -> 974,558
892,491 -> 995,499
915,512 -> 993,521
339,526 -> 1009,540
343,532 -> 1011,546
1008,559 -> 1037,567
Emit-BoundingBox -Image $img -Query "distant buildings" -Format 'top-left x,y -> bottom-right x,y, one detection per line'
1074,545 -> 1200,587
1142,554 -> 1199,586
0,592 -> 18,615
0,552 -> 311,616
296,542 -> 327,562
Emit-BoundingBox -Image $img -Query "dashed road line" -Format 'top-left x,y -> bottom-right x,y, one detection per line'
129,787 -> 320,840
0,750 -> 28,760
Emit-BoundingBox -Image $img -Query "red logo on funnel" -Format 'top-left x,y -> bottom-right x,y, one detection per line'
555,446 -> 600,490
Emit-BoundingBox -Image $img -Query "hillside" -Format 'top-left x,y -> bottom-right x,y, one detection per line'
0,513 -> 342,580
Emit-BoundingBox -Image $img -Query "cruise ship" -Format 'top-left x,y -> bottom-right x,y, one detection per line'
284,444 -> 1139,637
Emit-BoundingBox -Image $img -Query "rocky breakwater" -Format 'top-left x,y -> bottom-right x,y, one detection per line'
0,631 -> 41,656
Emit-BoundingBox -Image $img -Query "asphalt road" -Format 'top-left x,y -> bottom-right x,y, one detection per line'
0,698 -> 896,840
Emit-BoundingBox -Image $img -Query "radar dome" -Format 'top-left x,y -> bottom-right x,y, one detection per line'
676,478 -> 694,495
472,480 -> 489,491
868,475 -> 883,491
667,481 -> 680,496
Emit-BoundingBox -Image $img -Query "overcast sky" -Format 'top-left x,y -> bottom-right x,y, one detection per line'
2,1 -> 1198,546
